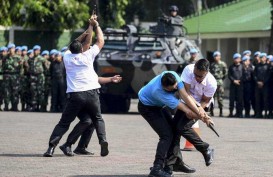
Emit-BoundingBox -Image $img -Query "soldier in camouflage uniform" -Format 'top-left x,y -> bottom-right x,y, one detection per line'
41,50 -> 51,112
210,51 -> 228,117
20,46 -> 29,111
0,47 -> 8,111
25,45 -> 46,112
3,44 -> 22,111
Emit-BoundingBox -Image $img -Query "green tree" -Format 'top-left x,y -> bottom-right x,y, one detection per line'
0,0 -> 90,31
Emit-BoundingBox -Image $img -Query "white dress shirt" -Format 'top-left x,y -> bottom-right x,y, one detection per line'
63,45 -> 101,93
181,64 -> 217,105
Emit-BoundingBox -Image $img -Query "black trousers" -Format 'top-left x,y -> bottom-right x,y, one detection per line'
48,89 -> 106,146
138,101 -> 173,167
166,109 -> 209,167
229,84 -> 243,115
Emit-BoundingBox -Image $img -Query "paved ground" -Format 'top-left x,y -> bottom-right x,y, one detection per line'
0,99 -> 273,177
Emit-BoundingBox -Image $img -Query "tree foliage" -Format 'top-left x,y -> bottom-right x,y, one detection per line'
0,0 -> 90,31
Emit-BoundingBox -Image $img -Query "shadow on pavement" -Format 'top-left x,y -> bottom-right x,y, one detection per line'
0,153 -> 64,157
69,175 -> 147,177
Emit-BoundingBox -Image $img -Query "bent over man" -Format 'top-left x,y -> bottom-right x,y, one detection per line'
138,71 -> 211,177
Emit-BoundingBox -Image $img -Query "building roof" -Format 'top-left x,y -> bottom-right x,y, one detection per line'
184,0 -> 271,34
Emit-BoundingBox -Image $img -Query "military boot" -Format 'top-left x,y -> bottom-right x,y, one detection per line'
4,104 -> 9,111
219,108 -> 223,117
228,109 -> 233,117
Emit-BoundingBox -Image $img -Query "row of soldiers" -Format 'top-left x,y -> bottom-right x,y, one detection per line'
210,50 -> 273,118
0,44 -> 67,112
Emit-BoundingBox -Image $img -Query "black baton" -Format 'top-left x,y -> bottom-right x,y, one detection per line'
208,123 -> 220,137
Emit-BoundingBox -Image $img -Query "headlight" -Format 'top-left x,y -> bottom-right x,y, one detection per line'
106,53 -> 111,59
146,54 -> 151,59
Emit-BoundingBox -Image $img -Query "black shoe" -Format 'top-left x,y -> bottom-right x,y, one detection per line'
149,165 -> 172,177
59,144 -> 74,156
163,166 -> 173,175
43,146 -> 55,157
73,147 -> 94,155
100,141 -> 109,157
173,163 -> 196,173
202,148 -> 214,166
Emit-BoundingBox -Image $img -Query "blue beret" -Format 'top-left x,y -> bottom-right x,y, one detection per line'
41,50 -> 49,56
243,50 -> 251,55
61,46 -> 68,52
270,57 -> 273,62
213,51 -> 221,57
7,43 -> 15,49
27,49 -> 33,54
233,53 -> 241,59
189,48 -> 198,54
15,46 -> 21,51
55,51 -> 62,56
21,46 -> 28,51
242,56 -> 250,61
260,53 -> 267,58
50,49 -> 58,55
254,51 -> 260,56
0,46 -> 8,52
33,45 -> 41,50
267,55 -> 272,60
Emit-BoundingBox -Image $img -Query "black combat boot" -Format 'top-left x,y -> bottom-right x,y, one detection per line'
59,143 -> 74,156
4,104 -> 9,111
219,108 -> 223,117
149,164 -> 172,177
228,109 -> 233,117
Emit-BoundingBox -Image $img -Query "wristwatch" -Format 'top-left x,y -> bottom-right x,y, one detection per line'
196,103 -> 201,107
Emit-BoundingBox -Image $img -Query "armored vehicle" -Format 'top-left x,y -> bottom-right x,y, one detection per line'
95,24 -> 201,113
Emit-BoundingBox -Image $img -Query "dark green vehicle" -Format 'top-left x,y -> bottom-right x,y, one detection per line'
95,25 -> 201,113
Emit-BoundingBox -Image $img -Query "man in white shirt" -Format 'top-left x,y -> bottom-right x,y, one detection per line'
43,14 -> 107,157
165,59 -> 217,174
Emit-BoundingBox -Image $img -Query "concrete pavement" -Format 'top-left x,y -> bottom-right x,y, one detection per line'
0,99 -> 273,177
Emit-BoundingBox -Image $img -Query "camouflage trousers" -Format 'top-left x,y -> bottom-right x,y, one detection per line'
3,74 -> 20,107
29,74 -> 45,109
214,85 -> 224,109
42,76 -> 51,111
0,79 -> 3,107
19,75 -> 29,107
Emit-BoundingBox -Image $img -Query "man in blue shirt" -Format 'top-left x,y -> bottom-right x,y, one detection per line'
138,71 -> 211,177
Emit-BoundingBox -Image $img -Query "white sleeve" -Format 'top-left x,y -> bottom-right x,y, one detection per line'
181,65 -> 192,84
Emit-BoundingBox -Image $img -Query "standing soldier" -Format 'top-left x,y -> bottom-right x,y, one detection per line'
20,45 -> 29,111
50,51 -> 66,112
26,45 -> 46,112
252,51 -> 260,67
0,47 -> 8,111
41,50 -> 50,112
228,53 -> 243,118
210,51 -> 227,117
241,56 -> 254,118
268,56 -> 273,118
3,44 -> 22,111
254,53 -> 270,118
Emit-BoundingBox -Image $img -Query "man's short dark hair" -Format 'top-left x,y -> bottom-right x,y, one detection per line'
161,73 -> 177,87
195,58 -> 210,71
69,40 -> 82,54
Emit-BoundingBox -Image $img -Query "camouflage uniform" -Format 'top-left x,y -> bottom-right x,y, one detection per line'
41,57 -> 51,112
26,55 -> 46,111
3,54 -> 22,111
19,55 -> 29,111
210,60 -> 228,116
0,54 -> 5,110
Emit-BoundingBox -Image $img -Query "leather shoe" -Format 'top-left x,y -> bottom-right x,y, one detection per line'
59,144 -> 74,156
203,148 -> 214,166
173,163 -> 196,173
73,147 -> 94,155
43,146 -> 55,157
100,141 -> 109,157
149,165 -> 173,177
